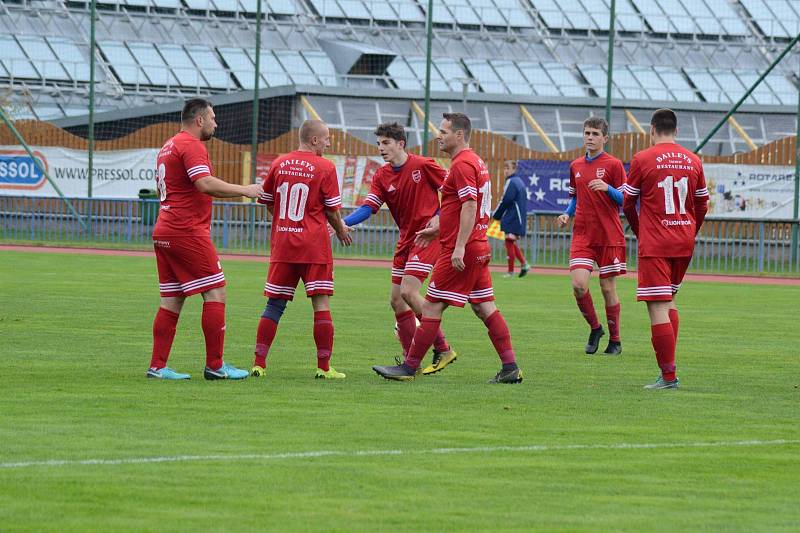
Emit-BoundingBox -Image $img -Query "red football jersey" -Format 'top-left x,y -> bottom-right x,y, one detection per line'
364,154 -> 445,250
624,143 -> 709,257
153,131 -> 214,237
569,152 -> 626,246
258,150 -> 341,264
438,149 -> 491,250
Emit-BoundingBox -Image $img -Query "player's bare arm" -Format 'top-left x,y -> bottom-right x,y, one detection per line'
194,176 -> 262,199
325,209 -> 353,246
414,214 -> 439,248
452,200 -> 477,272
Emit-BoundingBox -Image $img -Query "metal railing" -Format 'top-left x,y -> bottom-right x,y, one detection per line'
1,195 -> 799,275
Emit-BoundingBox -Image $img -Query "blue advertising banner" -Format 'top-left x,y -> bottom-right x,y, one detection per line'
515,159 -> 572,213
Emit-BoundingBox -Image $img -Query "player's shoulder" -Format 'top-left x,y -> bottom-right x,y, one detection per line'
173,131 -> 203,149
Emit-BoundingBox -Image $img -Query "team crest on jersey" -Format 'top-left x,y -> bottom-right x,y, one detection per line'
411,169 -> 422,183
596,168 -> 605,179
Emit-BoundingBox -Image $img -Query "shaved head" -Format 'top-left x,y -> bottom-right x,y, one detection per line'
299,119 -> 328,144
298,119 -> 331,156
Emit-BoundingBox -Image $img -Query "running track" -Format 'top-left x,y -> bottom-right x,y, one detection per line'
3,244 -> 799,286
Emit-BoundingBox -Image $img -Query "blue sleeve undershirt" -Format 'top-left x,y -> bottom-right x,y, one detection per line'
564,196 -> 577,216
564,186 -> 622,217
606,186 -> 623,206
343,204 -> 372,226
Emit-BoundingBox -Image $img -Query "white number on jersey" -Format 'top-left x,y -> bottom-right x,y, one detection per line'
657,175 -> 688,215
479,181 -> 492,218
156,163 -> 167,202
276,181 -> 310,222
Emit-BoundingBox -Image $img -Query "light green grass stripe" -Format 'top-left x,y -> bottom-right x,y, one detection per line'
3,439 -> 797,470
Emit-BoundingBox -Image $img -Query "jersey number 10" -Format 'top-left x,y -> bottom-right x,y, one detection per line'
657,175 -> 688,215
276,182 -> 309,222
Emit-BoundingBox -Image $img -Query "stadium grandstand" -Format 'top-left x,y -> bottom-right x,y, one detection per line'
1,0 -> 799,155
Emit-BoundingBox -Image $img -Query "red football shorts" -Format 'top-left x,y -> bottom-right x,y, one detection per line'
391,240 -> 441,285
426,241 -> 494,308
264,262 -> 334,300
569,238 -> 626,278
153,236 -> 225,297
636,256 -> 692,301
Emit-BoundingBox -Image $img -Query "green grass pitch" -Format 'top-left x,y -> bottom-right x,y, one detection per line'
1,250 -> 798,532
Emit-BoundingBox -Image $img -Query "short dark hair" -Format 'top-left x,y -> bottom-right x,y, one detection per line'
651,108 -> 677,135
374,122 -> 406,146
442,112 -> 471,141
182,98 -> 212,123
583,117 -> 609,136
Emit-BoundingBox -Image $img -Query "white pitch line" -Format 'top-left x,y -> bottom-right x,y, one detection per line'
0,439 -> 797,470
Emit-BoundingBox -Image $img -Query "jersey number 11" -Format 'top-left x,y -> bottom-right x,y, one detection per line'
657,175 -> 688,215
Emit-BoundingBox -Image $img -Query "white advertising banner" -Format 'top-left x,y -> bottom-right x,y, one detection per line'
0,145 -> 160,198
704,164 -> 797,219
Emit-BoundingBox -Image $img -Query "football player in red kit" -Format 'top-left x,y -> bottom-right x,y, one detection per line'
623,109 -> 709,389
250,119 -> 352,379
557,118 -> 627,355
148,99 -> 263,380
343,122 -> 457,375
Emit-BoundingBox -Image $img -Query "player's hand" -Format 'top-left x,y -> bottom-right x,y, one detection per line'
451,246 -> 466,272
242,183 -> 263,199
335,225 -> 352,246
414,215 -> 440,248
588,179 -> 608,192
557,214 -> 570,227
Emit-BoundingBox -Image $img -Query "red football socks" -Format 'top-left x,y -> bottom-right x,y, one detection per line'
313,310 -> 334,371
395,310 -> 417,355
414,313 -> 450,353
504,239 -> 516,272
513,242 -> 526,264
150,307 -> 179,369
651,322 -> 676,381
483,310 -> 516,364
254,317 -> 279,368
669,308 -> 680,343
201,301 -> 226,370
405,317 -> 441,369
605,303 -> 621,342
576,291 -> 601,330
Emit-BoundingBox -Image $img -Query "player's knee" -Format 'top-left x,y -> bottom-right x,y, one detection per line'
400,284 -> 418,303
572,282 -> 588,297
262,298 -> 287,323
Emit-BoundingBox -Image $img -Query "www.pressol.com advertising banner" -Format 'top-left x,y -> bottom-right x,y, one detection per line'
0,146 -> 160,198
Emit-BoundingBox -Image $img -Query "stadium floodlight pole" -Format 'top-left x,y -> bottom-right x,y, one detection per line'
249,0 -> 262,186
605,0 -> 616,127
792,83 -> 800,266
0,107 -> 90,233
421,0 -> 434,156
695,32 -> 800,154
87,0 -> 96,198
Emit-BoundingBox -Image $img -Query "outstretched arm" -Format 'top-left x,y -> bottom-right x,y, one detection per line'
325,209 -> 352,246
195,176 -> 262,199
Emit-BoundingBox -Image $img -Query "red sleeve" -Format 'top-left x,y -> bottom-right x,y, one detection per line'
568,163 -> 576,197
622,157 -> 641,236
364,169 -> 384,213
257,166 -> 275,205
451,162 -> 478,203
693,164 -> 709,234
181,141 -> 212,182
322,164 -> 342,211
424,158 -> 446,189
613,159 -> 626,189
